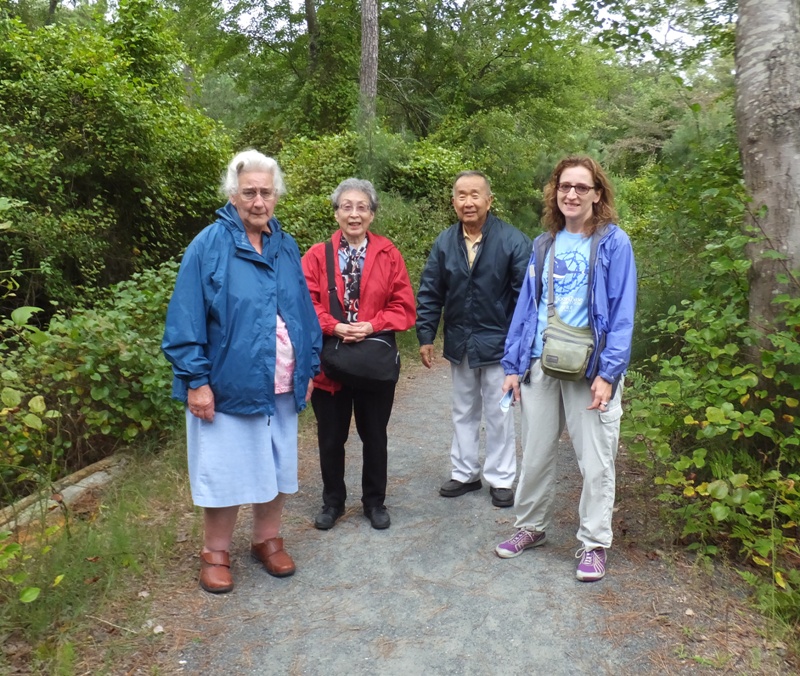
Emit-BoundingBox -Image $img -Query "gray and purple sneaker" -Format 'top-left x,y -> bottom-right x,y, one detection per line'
495,529 -> 546,559
575,547 -> 607,581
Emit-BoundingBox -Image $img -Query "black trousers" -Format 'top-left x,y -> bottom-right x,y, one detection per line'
311,382 -> 396,510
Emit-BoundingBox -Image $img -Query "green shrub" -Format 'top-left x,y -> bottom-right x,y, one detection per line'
371,193 -> 453,286
275,131 -> 465,260
1,261 -> 181,506
622,228 -> 800,624
276,133 -> 360,251
381,139 -> 466,214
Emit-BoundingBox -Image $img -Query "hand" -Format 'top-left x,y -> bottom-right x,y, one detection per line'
502,374 -> 521,403
188,384 -> 215,422
587,376 -> 612,411
305,378 -> 314,402
419,344 -> 434,368
333,322 -> 372,343
348,321 -> 374,342
333,323 -> 358,343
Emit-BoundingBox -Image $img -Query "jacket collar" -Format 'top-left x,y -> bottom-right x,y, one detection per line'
331,228 -> 391,253
459,211 -> 498,237
216,201 -> 282,256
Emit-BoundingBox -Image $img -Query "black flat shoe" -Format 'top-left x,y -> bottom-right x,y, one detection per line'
364,505 -> 390,530
314,505 -> 344,530
439,479 -> 482,497
490,487 -> 514,508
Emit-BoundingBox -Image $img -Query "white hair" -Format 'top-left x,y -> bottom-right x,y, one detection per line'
221,149 -> 287,198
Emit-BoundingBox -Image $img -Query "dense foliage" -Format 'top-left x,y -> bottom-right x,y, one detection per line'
0,1 -> 229,313
619,126 -> 800,623
1,262 -> 181,505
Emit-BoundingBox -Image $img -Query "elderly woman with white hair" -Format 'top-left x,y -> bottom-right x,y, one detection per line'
163,149 -> 322,593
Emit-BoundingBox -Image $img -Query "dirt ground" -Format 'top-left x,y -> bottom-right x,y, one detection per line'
66,358 -> 797,674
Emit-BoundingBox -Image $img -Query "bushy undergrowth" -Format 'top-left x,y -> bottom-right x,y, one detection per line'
1,261 -> 182,506
274,131 -> 465,283
622,228 -> 800,624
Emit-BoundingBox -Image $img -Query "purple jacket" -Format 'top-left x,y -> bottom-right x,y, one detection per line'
501,223 -> 637,389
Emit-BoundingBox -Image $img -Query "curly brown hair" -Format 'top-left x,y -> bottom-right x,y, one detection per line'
541,156 -> 618,236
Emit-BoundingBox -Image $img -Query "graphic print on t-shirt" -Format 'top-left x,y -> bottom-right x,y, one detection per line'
531,230 -> 592,358
553,248 -> 588,297
549,231 -> 590,324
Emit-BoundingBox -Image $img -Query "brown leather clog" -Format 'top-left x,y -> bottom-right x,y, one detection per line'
250,537 -> 296,577
199,550 -> 234,593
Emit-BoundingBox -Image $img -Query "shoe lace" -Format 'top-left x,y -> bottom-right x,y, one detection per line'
511,529 -> 533,545
575,547 -> 601,566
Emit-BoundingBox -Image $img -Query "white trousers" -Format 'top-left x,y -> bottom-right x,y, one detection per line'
449,360 -> 516,488
514,360 -> 622,549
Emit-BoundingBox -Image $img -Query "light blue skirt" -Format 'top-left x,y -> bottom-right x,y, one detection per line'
185,392 -> 299,508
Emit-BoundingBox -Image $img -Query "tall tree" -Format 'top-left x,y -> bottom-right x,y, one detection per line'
735,0 -> 800,325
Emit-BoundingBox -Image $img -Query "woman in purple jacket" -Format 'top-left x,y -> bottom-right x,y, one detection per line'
494,156 -> 637,581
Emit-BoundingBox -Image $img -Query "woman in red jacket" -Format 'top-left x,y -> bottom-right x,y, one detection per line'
302,178 -> 416,531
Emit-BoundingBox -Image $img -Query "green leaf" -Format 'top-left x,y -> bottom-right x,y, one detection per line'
708,480 -> 729,499
731,487 -> 750,504
19,587 -> 41,603
10,306 -> 42,327
28,396 -> 46,414
1,387 -> 22,408
91,386 -> 110,401
730,473 -> 748,488
22,413 -> 43,430
710,502 -> 730,521
705,407 -> 730,424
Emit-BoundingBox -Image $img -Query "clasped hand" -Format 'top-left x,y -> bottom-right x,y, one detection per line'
334,322 -> 374,343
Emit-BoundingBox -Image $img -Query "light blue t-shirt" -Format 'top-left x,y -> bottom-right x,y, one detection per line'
531,229 -> 592,359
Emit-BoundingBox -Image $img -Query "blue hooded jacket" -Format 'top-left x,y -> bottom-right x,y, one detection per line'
501,223 -> 637,389
162,202 -> 322,415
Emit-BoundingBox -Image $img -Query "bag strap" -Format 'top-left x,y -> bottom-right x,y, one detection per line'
325,239 -> 346,323
547,241 -> 556,319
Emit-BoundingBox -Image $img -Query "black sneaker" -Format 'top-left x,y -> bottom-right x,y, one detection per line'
314,505 -> 344,530
439,479 -> 482,497
364,505 -> 391,530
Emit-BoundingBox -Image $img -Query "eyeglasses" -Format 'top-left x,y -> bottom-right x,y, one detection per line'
240,188 -> 276,202
557,183 -> 596,196
337,204 -> 371,215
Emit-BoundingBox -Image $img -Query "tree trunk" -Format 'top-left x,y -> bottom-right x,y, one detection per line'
304,0 -> 320,75
46,0 -> 59,24
359,0 -> 378,128
735,0 -> 800,327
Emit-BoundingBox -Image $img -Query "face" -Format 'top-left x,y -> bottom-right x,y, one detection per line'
452,175 -> 493,229
335,190 -> 375,244
230,171 -> 278,233
556,165 -> 601,231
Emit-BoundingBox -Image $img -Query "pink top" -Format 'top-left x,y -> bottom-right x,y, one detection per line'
274,314 -> 296,394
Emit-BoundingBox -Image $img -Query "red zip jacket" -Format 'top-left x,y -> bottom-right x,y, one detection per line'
301,229 -> 416,393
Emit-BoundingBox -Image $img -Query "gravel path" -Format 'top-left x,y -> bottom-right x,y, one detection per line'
173,359 -> 792,675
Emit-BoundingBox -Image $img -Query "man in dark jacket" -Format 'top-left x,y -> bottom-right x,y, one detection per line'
416,171 -> 531,507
